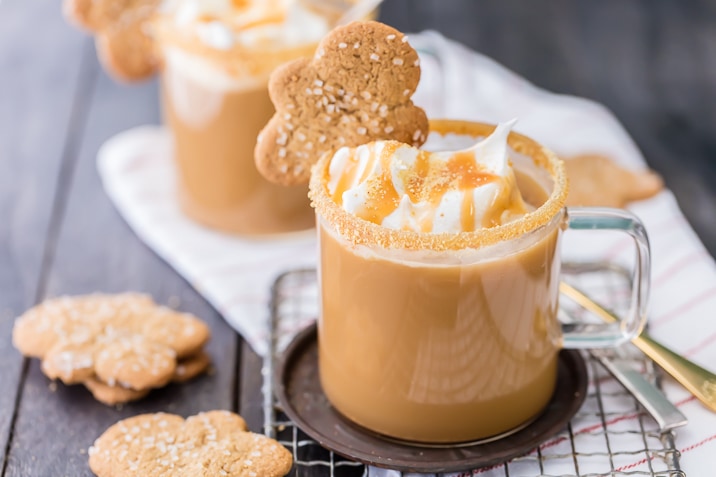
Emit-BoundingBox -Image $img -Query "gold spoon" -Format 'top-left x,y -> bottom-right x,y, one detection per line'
561,281 -> 716,412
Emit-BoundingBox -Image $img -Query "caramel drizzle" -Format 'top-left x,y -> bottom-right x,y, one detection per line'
360,142 -> 402,226
331,144 -> 516,232
196,0 -> 289,30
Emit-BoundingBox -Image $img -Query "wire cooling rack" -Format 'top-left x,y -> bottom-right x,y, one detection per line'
264,264 -> 684,477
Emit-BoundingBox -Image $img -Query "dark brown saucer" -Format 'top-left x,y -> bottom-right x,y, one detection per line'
275,324 -> 588,473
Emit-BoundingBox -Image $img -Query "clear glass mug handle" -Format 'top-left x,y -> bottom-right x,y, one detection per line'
561,207 -> 651,348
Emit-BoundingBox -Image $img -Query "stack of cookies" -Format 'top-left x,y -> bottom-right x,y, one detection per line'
12,293 -> 211,405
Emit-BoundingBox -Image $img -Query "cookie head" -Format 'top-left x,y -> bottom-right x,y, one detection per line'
255,21 -> 429,186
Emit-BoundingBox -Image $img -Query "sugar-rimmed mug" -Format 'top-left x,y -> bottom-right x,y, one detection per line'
308,119 -> 650,443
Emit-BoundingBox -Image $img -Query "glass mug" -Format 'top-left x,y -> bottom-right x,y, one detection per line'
308,120 -> 651,443
154,1 -> 378,235
154,5 -> 321,235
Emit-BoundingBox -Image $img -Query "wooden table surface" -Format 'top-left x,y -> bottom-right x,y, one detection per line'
1,1 -> 714,475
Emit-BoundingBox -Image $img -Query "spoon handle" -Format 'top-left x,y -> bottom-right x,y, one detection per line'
561,281 -> 716,412
591,350 -> 688,431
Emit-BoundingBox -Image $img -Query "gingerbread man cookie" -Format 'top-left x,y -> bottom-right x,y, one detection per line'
171,350 -> 212,384
88,411 -> 293,476
63,0 -> 161,81
82,351 -> 212,405
13,293 -> 211,404
255,21 -> 429,186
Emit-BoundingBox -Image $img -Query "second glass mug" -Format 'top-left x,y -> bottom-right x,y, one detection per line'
309,119 -> 651,443
156,4 -> 308,236
155,1 -> 380,236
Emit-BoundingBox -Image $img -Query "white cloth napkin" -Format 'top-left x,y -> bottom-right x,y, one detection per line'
98,31 -> 716,475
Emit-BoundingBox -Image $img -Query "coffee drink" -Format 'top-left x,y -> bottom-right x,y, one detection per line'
155,2 -> 331,234
317,178 -> 560,442
310,120 -> 650,443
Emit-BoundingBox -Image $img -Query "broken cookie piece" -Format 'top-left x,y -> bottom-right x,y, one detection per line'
565,154 -> 664,207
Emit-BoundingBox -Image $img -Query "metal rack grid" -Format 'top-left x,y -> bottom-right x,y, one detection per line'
264,264 -> 684,477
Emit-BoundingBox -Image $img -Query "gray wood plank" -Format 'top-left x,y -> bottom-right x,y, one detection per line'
3,51 -> 240,477
239,346 -> 265,434
0,0 -> 89,469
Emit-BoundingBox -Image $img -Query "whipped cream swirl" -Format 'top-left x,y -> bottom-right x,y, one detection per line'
326,120 -> 531,233
161,0 -> 330,51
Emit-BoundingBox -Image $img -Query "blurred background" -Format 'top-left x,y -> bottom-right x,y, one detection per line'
1,0 -> 714,255
382,1 -> 716,258
1,2 -> 715,475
